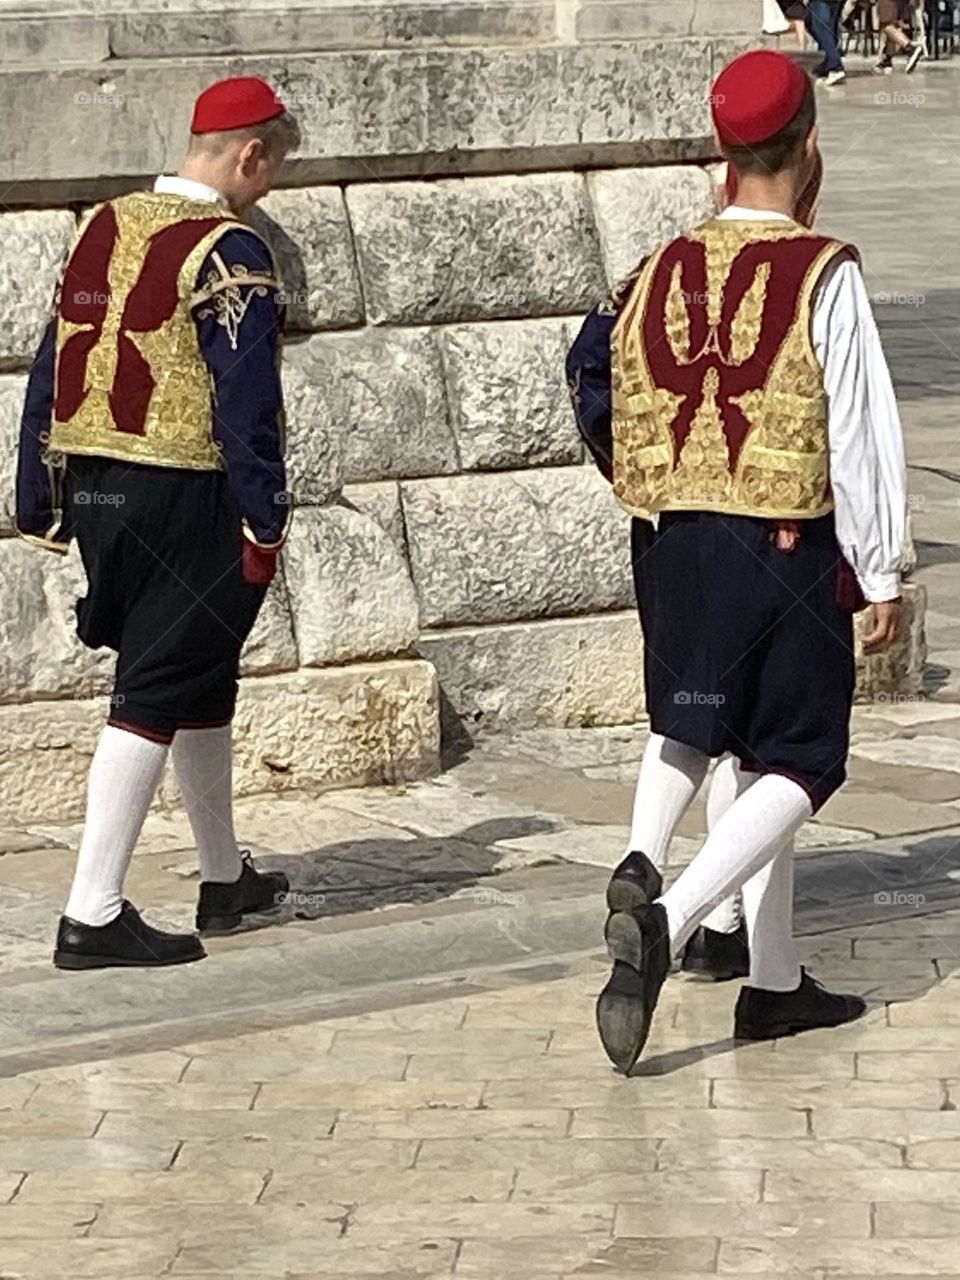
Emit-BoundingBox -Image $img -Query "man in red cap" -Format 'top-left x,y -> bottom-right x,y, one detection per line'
568,49 -> 906,1071
16,78 -> 300,969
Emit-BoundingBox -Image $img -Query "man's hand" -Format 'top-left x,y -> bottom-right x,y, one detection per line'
861,598 -> 902,654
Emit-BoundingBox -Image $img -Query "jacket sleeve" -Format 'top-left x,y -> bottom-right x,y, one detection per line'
566,305 -> 617,482
191,226 -> 290,548
565,262 -> 646,484
15,317 -> 69,553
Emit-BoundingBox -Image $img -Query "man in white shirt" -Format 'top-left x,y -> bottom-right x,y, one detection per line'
567,49 -> 906,1073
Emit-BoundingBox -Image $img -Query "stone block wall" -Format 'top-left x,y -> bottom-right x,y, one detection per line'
0,157 -> 718,813
0,4 -> 927,816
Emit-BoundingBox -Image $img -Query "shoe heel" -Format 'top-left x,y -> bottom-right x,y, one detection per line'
197,913 -> 243,936
605,911 -> 645,972
607,876 -> 651,915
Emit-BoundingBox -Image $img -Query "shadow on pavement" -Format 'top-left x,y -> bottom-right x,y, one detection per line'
247,814 -> 561,929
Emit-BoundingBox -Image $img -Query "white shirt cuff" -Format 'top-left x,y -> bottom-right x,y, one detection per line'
858,571 -> 901,604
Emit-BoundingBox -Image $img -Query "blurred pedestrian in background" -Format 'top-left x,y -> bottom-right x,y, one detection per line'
808,0 -> 846,83
875,0 -> 924,72
776,0 -> 809,47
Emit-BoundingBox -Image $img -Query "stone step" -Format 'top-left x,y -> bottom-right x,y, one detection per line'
0,841 -> 953,1073
0,1 -> 561,67
0,0 -> 763,67
0,37 -> 735,201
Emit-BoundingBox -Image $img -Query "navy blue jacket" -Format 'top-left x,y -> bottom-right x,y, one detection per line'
565,262 -> 647,484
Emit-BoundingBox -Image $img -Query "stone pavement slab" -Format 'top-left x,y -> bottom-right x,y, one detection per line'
0,907 -> 958,1276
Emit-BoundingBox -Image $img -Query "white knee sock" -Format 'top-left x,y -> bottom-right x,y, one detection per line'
172,725 -> 243,884
742,847 -> 801,992
64,725 -> 169,926
700,755 -> 748,934
626,734 -> 711,869
659,774 -> 812,956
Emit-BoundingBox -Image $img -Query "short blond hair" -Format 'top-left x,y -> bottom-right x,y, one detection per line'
189,111 -> 301,160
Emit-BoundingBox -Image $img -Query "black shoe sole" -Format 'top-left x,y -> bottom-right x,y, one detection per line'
735,1001 -> 867,1041
596,911 -> 656,1074
53,948 -> 206,971
681,962 -> 745,983
197,903 -> 286,937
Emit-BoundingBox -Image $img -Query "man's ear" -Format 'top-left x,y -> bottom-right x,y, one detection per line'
237,137 -> 266,176
804,123 -> 820,162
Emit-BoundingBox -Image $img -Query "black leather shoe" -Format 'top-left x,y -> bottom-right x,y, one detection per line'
196,851 -> 290,935
606,850 -> 663,915
734,968 -> 867,1041
681,920 -> 749,982
596,900 -> 671,1074
53,901 -> 205,970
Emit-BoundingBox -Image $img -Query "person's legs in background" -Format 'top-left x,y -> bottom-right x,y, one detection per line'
808,0 -> 846,76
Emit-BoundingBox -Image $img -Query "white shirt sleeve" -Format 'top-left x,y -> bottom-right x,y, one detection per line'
812,258 -> 907,603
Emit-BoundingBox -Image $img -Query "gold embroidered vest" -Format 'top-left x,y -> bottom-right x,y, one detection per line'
611,218 -> 856,520
50,191 -> 277,471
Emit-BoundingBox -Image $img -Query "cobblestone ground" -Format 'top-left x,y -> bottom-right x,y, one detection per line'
3,63 -> 960,1279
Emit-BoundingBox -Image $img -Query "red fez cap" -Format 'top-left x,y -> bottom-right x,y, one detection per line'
191,76 -> 286,135
711,50 -> 809,147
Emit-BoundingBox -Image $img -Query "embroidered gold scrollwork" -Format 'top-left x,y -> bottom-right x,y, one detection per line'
729,260 -> 771,366
664,261 -> 691,364
672,367 -> 732,505
193,253 -> 276,352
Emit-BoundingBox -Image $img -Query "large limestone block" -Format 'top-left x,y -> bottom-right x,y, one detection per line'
0,210 -> 74,371
108,1 -> 556,58
231,662 -> 441,797
0,697 -> 103,822
281,345 -> 345,505
855,582 -> 927,703
588,166 -> 716,286
285,330 -> 456,486
2,42 -> 717,197
402,467 -> 634,628
440,317 -> 583,471
0,540 -> 113,704
0,375 -> 27,534
283,504 -> 420,666
0,14 -> 109,65
341,481 -> 408,563
347,173 -> 606,325
238,569 -> 299,678
0,662 -> 440,820
417,611 -> 645,735
577,0 -> 761,39
251,187 -> 363,333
